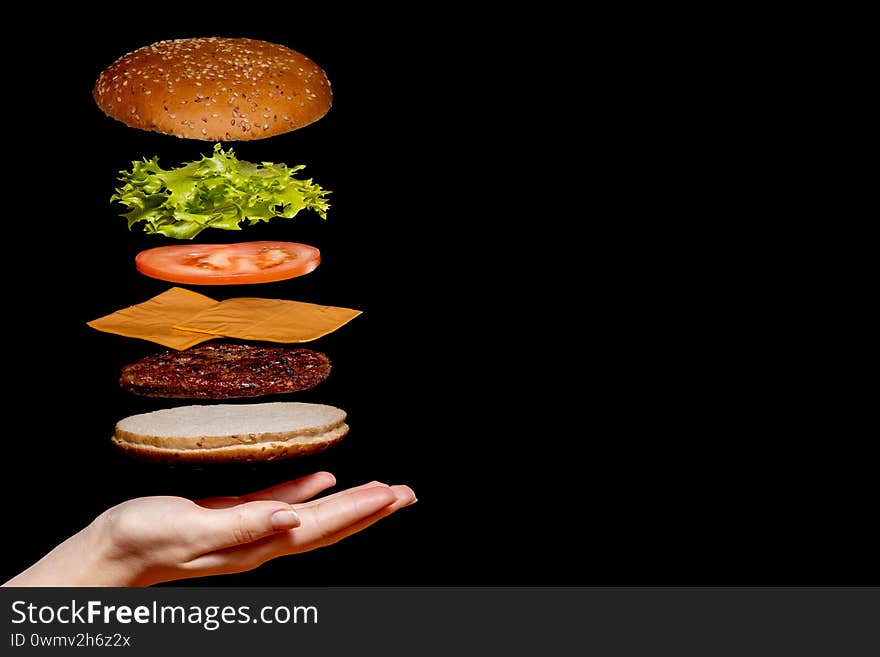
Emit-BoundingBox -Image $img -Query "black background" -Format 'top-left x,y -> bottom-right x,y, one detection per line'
2,11 -> 873,586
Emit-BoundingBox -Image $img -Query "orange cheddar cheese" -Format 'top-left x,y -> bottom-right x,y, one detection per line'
88,289 -> 362,349
87,287 -> 221,350
174,297 -> 362,343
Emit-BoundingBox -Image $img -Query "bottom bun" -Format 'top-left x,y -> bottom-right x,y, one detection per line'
113,423 -> 348,463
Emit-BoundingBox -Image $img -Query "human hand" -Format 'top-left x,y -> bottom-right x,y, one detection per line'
3,473 -> 415,587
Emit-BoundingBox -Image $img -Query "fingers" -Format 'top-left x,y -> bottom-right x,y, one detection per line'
305,485 -> 417,550
183,483 -> 415,575
198,472 -> 337,509
241,472 -> 337,504
189,500 -> 302,553
294,485 -> 400,545
294,480 -> 389,509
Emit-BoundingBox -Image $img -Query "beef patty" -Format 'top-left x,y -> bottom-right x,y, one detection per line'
120,343 -> 331,399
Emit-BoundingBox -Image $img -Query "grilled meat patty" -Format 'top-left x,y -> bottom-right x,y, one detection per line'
120,343 -> 331,399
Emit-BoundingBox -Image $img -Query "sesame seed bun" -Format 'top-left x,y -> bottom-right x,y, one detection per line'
93,37 -> 332,141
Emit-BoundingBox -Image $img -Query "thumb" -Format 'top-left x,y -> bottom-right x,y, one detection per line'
193,501 -> 301,552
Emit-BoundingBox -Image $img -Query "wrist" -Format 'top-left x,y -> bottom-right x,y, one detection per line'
2,516 -> 145,587
69,518 -> 150,586
80,511 -> 152,587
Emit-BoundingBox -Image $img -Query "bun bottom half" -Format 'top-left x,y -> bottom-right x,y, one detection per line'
113,423 -> 348,463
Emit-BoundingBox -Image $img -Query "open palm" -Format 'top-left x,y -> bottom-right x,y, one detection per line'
4,473 -> 415,587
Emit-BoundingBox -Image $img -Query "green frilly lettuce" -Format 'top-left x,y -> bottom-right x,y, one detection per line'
111,144 -> 330,239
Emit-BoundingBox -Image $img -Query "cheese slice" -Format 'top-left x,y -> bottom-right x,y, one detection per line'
174,297 -> 362,343
88,287 -> 221,350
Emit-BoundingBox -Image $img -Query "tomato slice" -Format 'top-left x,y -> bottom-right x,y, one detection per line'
135,242 -> 320,285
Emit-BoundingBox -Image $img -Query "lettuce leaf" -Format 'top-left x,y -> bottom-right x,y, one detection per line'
112,144 -> 330,239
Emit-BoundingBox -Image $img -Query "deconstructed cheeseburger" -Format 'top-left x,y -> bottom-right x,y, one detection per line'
93,37 -> 332,140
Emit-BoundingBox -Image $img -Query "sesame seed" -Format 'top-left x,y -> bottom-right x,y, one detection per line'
170,114 -> 176,119
201,128 -> 208,135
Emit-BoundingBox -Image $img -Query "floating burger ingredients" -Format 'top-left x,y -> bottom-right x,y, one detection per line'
93,37 -> 332,141
88,287 -> 361,349
113,145 -> 330,239
136,242 -> 320,285
120,343 -> 331,399
112,402 -> 348,462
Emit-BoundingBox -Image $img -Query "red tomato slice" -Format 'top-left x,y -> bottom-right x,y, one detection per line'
135,242 -> 320,285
